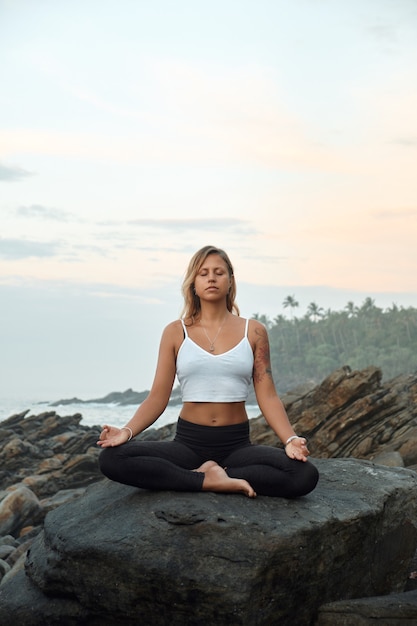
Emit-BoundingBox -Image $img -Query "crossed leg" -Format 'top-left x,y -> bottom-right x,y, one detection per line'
222,444 -> 319,498
99,441 -> 256,496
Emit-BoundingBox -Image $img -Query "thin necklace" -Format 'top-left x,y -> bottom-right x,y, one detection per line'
200,313 -> 228,352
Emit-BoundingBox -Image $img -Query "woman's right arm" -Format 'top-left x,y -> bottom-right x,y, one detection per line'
97,321 -> 180,448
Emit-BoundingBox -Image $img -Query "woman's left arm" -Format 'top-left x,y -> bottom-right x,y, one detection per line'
250,320 -> 310,462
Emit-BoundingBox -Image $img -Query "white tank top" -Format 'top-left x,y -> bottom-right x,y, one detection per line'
176,318 -> 254,402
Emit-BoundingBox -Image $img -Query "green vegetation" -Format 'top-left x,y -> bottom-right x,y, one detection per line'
252,297 -> 417,393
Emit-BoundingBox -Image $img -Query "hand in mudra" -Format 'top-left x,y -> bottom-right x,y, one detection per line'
285,437 -> 309,462
97,425 -> 130,448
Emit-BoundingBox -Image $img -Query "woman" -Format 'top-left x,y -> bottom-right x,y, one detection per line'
98,245 -> 319,498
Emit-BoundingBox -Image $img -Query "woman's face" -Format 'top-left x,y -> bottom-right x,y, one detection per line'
194,254 -> 231,301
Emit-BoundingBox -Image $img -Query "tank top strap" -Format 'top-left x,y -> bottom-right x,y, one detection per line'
180,319 -> 189,337
244,317 -> 249,337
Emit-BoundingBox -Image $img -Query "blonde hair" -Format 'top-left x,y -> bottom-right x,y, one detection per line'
181,245 -> 240,321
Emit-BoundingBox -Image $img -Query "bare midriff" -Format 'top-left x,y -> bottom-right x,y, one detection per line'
180,401 -> 248,426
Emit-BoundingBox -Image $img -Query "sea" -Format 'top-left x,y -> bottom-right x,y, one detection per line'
0,398 -> 261,430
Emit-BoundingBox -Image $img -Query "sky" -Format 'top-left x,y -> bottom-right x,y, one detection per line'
1,0 -> 417,402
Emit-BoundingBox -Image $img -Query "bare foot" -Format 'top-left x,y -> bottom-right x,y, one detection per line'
193,460 -> 219,473
202,465 -> 256,498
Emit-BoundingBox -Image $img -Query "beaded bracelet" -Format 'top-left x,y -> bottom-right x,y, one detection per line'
121,426 -> 133,441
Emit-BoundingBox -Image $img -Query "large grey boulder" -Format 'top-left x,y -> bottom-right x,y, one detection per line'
1,458 -> 416,626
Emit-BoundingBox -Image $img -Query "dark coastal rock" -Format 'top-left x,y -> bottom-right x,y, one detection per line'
0,410 -> 101,497
315,590 -> 417,625
0,569 -> 88,623
49,387 -> 149,407
48,396 -> 85,406
0,458 -> 416,625
0,410 -> 102,587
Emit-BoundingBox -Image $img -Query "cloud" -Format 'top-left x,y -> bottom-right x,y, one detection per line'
15,204 -> 74,221
0,238 -> 60,260
0,162 -> 34,182
126,218 -> 254,234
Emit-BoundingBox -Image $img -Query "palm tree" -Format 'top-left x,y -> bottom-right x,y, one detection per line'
359,297 -> 377,314
344,301 -> 358,318
283,295 -> 299,320
307,301 -> 324,322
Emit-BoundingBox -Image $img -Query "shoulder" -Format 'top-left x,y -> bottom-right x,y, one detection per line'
248,318 -> 269,340
157,320 -> 186,357
246,318 -> 269,354
165,319 -> 185,331
161,320 -> 184,344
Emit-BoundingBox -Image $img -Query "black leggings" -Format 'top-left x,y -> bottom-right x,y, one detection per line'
99,418 -> 319,498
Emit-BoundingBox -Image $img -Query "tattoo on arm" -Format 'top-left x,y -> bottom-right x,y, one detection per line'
253,326 -> 274,384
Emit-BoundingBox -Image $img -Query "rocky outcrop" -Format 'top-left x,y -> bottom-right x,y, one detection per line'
0,410 -> 101,586
250,365 -> 417,469
49,388 -> 150,407
0,410 -> 100,498
1,366 -> 417,624
0,458 -> 417,625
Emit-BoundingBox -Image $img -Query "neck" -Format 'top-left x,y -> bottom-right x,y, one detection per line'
199,305 -> 229,323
